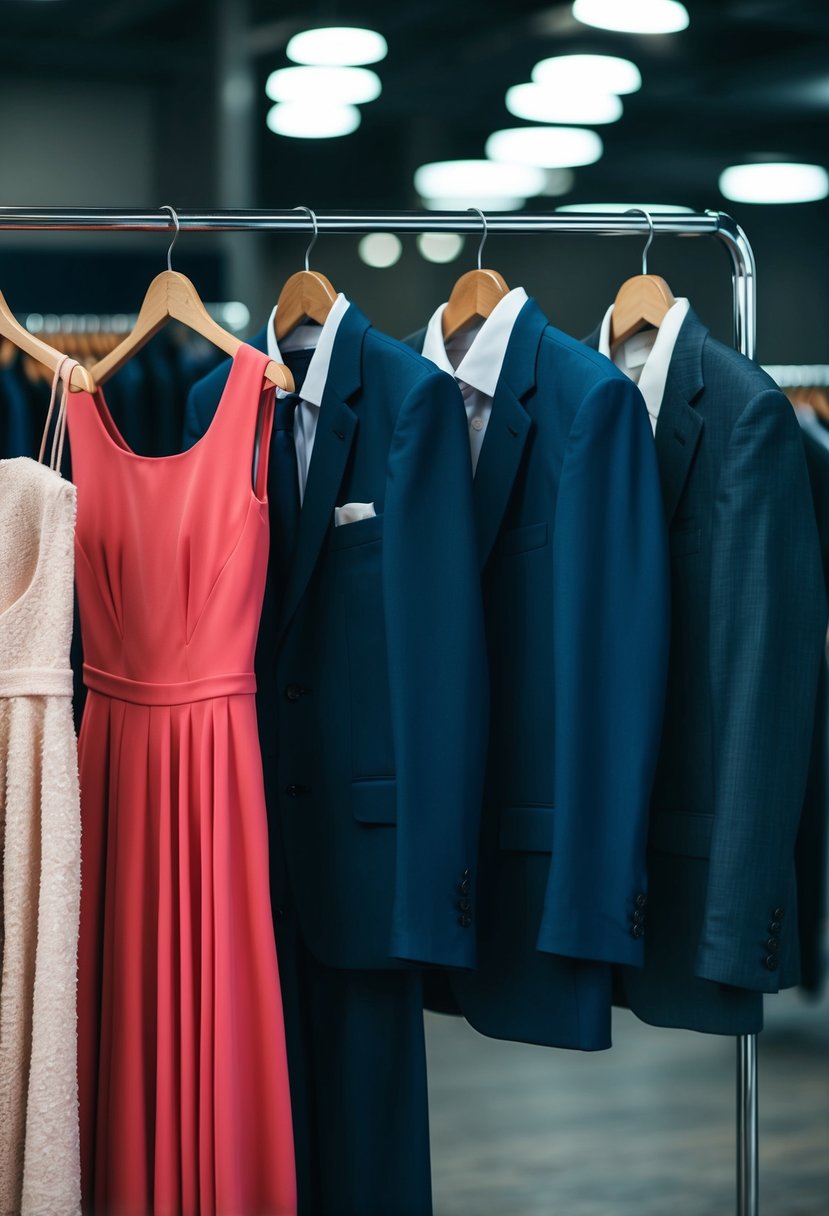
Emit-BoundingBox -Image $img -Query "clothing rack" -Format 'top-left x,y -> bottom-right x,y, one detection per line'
0,204 -> 760,1216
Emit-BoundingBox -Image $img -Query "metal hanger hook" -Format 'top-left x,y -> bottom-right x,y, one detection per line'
293,205 -> 318,271
624,207 -> 655,274
160,204 -> 180,272
468,207 -> 488,270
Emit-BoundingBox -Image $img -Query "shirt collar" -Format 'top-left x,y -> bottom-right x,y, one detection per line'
598,297 -> 690,423
421,286 -> 529,397
266,293 -> 350,406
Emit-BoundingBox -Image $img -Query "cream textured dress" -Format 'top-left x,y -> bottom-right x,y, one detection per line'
0,360 -> 82,1216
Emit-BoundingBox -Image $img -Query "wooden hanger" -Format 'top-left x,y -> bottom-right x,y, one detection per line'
442,208 -> 510,341
610,209 -> 676,347
275,205 -> 337,342
90,207 -> 294,392
788,386 -> 829,425
0,288 -> 95,391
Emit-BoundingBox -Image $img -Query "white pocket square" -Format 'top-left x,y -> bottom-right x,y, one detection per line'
334,502 -> 376,527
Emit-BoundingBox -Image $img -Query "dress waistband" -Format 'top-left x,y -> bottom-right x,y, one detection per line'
0,668 -> 74,699
83,664 -> 257,706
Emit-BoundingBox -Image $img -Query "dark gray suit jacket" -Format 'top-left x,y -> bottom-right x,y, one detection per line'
586,307 -> 827,1034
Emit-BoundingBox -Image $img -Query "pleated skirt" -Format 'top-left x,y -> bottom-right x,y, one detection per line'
77,690 -> 296,1216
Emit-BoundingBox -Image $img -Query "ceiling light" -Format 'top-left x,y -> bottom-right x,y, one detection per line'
541,169 -> 576,196
572,0 -> 689,34
266,66 -> 381,105
266,102 -> 361,139
417,233 -> 466,263
556,202 -> 694,213
358,233 -> 402,268
719,162 -> 829,204
532,54 -> 641,95
507,83 -> 622,125
414,159 -> 546,201
420,196 -> 527,212
486,127 -> 603,169
286,26 -> 388,67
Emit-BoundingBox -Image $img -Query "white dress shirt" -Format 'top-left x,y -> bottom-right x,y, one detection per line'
266,293 -> 350,502
598,297 -> 690,434
421,287 -> 529,474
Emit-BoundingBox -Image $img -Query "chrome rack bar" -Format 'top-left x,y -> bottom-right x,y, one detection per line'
0,202 -> 760,1216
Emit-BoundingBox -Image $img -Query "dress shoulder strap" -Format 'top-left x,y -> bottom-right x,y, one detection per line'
38,356 -> 79,474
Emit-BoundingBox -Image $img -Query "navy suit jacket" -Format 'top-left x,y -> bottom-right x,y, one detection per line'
410,299 -> 670,1049
586,308 -> 827,1034
183,306 -> 488,971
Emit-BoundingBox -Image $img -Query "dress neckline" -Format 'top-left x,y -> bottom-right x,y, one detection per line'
80,342 -> 250,465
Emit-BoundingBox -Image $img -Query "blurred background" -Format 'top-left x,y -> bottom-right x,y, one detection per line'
1,0 -> 829,353
2,1 -> 828,1212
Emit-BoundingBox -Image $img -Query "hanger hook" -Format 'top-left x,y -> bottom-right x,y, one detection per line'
293,205 -> 318,271
624,207 -> 655,274
468,207 -> 488,270
160,204 -> 180,272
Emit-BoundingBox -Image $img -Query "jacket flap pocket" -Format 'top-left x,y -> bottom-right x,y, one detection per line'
330,512 -> 384,551
495,521 -> 548,558
499,805 -> 555,853
649,811 -> 712,858
352,778 -> 397,824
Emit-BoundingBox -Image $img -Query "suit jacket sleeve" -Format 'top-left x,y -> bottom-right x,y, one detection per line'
696,388 -> 827,991
539,375 -> 670,967
383,368 -> 489,968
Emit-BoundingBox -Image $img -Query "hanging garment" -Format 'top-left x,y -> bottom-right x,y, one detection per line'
585,304 -> 827,1034
0,360 -> 81,1216
68,343 -> 296,1216
410,292 -> 669,1050
183,302 -> 486,1216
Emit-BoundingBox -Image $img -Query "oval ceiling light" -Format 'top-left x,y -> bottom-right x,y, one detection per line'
359,233 -> 402,268
420,195 -> 527,212
286,26 -> 388,66
414,159 -> 546,200
556,202 -> 693,212
417,233 -> 466,263
507,83 -> 623,125
266,66 -> 381,105
266,102 -> 361,139
572,0 -> 689,34
486,127 -> 603,168
532,54 -> 641,95
719,162 -> 829,204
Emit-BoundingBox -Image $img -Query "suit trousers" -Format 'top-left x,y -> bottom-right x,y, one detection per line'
275,904 -> 433,1216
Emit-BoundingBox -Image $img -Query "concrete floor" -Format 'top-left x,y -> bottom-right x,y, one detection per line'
426,980 -> 829,1216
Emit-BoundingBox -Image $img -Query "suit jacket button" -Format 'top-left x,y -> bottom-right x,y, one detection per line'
773,906 -> 785,920
766,937 -> 779,953
633,910 -> 645,925
285,683 -> 307,702
764,954 -> 779,971
632,923 -> 644,938
769,920 -> 782,935
462,867 -> 470,879
459,914 -> 472,928
635,893 -> 647,909
458,898 -> 471,913
285,783 -> 309,798
458,880 -> 470,896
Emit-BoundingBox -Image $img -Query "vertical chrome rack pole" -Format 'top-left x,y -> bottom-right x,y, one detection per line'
715,212 -> 760,1216
0,203 -> 763,1216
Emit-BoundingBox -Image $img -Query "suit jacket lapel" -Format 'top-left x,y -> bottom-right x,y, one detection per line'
472,299 -> 545,569
275,305 -> 368,646
582,309 -> 706,528
654,309 -> 706,526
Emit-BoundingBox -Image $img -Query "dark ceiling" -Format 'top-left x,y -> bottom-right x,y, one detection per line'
1,0 -> 829,212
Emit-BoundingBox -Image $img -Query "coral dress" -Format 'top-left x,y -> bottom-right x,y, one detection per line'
68,343 -> 296,1216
